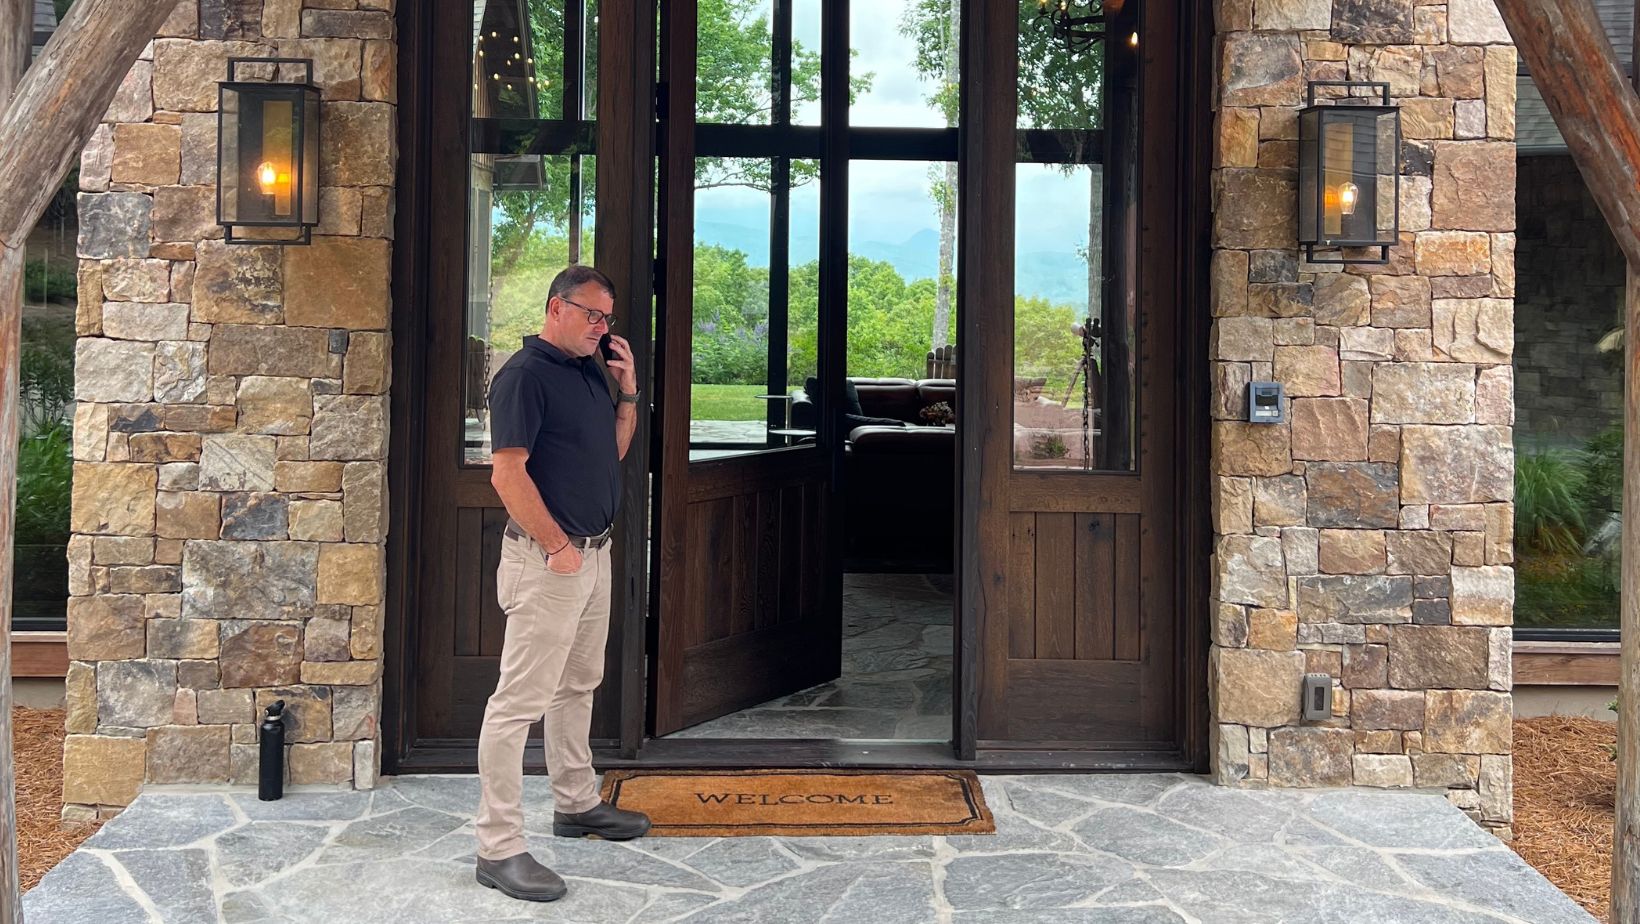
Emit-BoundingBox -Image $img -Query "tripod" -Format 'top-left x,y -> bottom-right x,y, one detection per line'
1059,317 -> 1101,470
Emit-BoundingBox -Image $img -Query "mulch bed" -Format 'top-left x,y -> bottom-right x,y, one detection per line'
14,707 -> 99,892
1512,715 -> 1616,921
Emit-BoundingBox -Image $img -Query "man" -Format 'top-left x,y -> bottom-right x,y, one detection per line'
474,265 -> 651,903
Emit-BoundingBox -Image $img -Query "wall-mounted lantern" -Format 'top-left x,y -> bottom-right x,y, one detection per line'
1298,81 -> 1400,265
218,58 -> 320,245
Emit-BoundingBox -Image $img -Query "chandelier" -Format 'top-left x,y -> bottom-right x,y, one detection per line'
1033,0 -> 1118,54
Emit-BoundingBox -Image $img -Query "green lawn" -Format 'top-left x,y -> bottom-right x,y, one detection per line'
692,383 -> 773,421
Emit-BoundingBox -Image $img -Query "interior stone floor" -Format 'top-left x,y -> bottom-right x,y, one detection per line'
23,774 -> 1593,923
665,572 -> 953,740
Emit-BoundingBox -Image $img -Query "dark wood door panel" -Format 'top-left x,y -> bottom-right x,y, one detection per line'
1008,511 -> 1143,664
663,474 -> 834,731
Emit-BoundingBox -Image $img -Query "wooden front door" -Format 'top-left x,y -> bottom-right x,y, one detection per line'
955,0 -> 1206,762
647,0 -> 848,737
389,0 -> 653,768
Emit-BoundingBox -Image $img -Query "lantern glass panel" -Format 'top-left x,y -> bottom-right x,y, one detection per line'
302,86 -> 320,227
219,89 -> 244,224
1317,105 -> 1396,248
224,84 -> 305,227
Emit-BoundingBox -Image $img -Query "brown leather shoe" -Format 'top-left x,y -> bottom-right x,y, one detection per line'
553,801 -> 652,840
475,852 -> 567,902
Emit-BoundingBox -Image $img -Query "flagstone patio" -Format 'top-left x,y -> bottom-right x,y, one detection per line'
23,773 -> 1592,923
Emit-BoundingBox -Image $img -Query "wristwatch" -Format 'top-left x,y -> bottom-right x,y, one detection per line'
618,389 -> 642,404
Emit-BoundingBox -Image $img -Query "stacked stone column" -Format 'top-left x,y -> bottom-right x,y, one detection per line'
63,0 -> 397,818
1209,0 -> 1516,836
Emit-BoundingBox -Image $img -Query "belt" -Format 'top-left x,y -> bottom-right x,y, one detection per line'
503,519 -> 613,551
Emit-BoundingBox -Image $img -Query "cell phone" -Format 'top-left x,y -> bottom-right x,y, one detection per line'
598,333 -> 618,363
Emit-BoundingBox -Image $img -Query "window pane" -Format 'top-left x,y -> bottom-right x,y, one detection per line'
1016,2 -> 1106,130
464,153 -> 598,465
850,0 -> 958,129
697,0 -> 774,126
1513,152 -> 1622,632
792,0 -> 823,126
1013,162 -> 1132,471
846,160 -> 957,382
472,0 -> 598,122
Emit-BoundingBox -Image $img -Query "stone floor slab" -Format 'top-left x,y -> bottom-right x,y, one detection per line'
21,774 -> 1594,923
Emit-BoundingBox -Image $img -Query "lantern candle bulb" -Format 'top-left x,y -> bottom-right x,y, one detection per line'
1338,181 -> 1359,216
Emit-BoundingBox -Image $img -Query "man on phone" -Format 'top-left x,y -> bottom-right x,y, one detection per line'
474,265 -> 650,903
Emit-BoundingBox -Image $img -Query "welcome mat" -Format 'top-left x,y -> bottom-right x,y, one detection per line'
598,768 -> 995,837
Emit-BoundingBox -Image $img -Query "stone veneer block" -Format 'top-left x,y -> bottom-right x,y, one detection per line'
62,736 -> 146,806
284,237 -> 391,329
182,541 -> 317,621
1399,425 -> 1511,505
147,726 -> 231,784
1424,690 -> 1511,754
1212,647 -> 1303,727
1450,565 -> 1514,626
1370,364 -> 1476,424
219,622 -> 303,688
1268,727 -> 1354,786
71,464 -> 158,536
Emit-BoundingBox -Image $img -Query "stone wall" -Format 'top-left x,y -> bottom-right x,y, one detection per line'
1513,153 -> 1625,449
63,0 -> 396,819
1209,0 -> 1516,836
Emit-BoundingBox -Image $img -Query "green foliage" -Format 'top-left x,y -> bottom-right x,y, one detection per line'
1514,450 -> 1587,556
53,0 -> 74,21
1576,425 -> 1624,517
691,384 -> 768,422
14,424 -> 71,548
23,260 -> 76,303
1029,433 -> 1068,459
1516,555 -> 1619,631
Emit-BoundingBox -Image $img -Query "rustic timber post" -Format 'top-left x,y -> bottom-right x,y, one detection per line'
0,0 -> 183,918
0,1 -> 30,919
1491,2 -> 1640,920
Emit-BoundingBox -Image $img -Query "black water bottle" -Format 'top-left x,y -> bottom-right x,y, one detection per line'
259,700 -> 286,801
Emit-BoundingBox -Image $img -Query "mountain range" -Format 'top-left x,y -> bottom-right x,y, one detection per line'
695,219 -> 1092,310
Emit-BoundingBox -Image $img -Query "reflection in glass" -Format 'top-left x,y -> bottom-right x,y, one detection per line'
1013,163 -> 1132,471
1016,0 -> 1104,130
471,0 -> 599,123
464,154 -> 599,464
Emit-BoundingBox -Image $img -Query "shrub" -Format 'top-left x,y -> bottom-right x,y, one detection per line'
14,423 -> 72,548
1515,450 -> 1587,555
22,260 -> 76,303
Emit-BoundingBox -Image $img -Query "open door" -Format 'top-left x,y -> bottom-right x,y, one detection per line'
647,0 -> 848,736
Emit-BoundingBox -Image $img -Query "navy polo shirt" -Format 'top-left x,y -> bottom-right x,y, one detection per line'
488,335 -> 621,537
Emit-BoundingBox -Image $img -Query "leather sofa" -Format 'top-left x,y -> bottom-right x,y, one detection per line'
791,377 -> 955,572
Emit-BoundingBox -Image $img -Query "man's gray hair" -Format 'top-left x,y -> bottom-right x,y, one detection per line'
547,264 -> 616,310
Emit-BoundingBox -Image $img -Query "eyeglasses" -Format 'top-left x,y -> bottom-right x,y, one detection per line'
558,295 -> 616,328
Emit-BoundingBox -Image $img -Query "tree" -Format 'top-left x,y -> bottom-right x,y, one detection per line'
1488,2 -> 1640,920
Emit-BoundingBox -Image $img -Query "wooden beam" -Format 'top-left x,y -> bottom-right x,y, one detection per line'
0,0 -> 183,251
11,632 -> 66,679
1620,263 -> 1640,922
1513,641 -> 1621,686
0,3 -> 27,918
1494,0 -> 1640,269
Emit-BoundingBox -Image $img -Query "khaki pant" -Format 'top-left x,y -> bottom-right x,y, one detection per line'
475,532 -> 611,861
